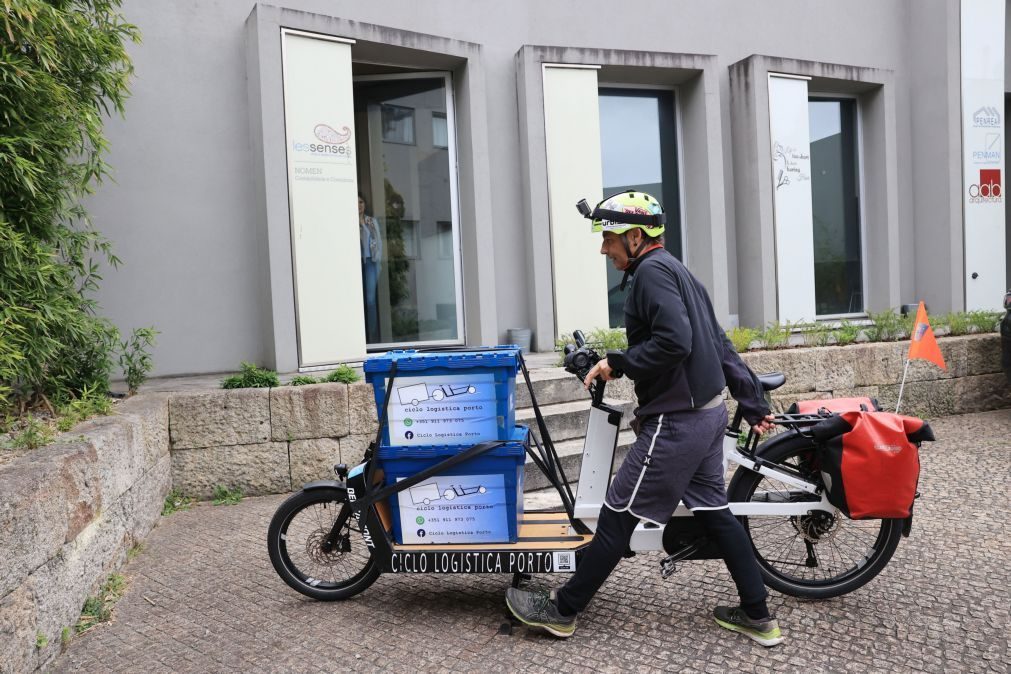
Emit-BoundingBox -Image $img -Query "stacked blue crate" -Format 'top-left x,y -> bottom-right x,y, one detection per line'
363,347 -> 525,544
363,347 -> 519,448
376,426 -> 528,545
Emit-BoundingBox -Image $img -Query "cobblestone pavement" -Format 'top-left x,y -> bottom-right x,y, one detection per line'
55,410 -> 1011,673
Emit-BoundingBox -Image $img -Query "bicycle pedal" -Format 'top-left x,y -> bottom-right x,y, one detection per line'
660,557 -> 677,579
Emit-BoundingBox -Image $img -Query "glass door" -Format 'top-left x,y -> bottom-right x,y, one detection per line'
598,88 -> 682,328
809,97 -> 863,316
353,73 -> 464,348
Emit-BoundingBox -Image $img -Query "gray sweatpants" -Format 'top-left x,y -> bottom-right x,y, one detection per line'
604,405 -> 730,525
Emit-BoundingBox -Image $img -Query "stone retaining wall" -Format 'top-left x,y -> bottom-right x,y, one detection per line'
734,333 -> 1011,418
168,383 -> 379,499
167,334 -> 1010,499
0,395 -> 170,674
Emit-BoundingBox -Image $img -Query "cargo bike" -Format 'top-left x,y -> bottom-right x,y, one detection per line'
267,332 -> 928,602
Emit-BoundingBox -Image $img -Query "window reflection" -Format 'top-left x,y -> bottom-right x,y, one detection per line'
598,88 -> 681,328
354,76 -> 460,346
432,112 -> 448,149
809,98 -> 862,315
381,104 -> 415,145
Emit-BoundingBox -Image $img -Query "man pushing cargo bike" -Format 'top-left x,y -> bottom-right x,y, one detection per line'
267,192 -> 934,647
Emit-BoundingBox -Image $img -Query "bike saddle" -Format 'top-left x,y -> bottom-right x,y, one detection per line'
757,372 -> 786,392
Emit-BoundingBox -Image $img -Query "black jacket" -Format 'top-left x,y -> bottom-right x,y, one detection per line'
607,248 -> 770,425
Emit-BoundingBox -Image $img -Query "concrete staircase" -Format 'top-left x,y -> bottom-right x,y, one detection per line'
515,367 -> 636,491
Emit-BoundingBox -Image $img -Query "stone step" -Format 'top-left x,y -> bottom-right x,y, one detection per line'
523,485 -> 569,511
516,398 -> 633,443
515,367 -> 637,409
515,367 -> 586,408
523,429 -> 636,491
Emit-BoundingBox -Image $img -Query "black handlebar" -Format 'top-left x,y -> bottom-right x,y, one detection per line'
562,329 -> 628,407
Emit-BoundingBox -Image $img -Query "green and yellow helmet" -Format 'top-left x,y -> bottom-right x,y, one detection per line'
577,191 -> 666,238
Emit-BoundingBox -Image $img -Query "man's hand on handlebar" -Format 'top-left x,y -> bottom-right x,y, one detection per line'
751,414 -> 775,436
583,358 -> 617,389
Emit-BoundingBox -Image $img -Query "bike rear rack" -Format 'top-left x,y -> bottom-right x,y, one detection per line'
729,409 -> 829,457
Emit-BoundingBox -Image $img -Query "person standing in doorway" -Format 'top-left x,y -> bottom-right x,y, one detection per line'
359,193 -> 383,343
505,191 -> 783,647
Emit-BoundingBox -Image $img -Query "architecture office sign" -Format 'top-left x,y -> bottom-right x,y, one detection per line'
961,0 -> 1006,310
282,29 -> 365,365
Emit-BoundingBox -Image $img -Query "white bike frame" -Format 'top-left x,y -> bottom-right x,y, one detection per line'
570,404 -> 835,552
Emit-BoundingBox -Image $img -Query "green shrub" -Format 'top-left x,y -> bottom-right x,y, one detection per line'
36,632 -> 47,649
162,489 -> 194,516
803,322 -> 833,347
0,1 -> 141,416
556,328 -> 628,365
1,385 -> 111,450
212,484 -> 243,506
587,327 -> 628,352
727,326 -> 758,352
127,542 -> 144,561
759,321 -> 790,349
929,312 -> 948,333
55,385 -> 112,432
866,309 -> 904,341
835,320 -> 862,346
289,375 -> 319,386
323,365 -> 360,384
944,312 -> 971,336
7,417 -> 55,450
890,311 -> 911,338
221,362 -> 279,389
76,573 -> 126,634
966,310 -> 1002,334
556,328 -> 628,352
898,311 -> 916,339
926,310 -> 1000,336
119,327 -> 158,395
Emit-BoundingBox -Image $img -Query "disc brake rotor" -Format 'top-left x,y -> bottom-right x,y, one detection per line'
305,528 -> 345,565
791,511 -> 840,544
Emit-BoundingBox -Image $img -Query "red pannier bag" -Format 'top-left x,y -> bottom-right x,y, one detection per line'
787,396 -> 880,415
810,411 -> 934,519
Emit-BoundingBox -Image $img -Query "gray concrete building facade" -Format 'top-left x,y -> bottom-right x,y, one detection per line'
86,0 -> 1010,376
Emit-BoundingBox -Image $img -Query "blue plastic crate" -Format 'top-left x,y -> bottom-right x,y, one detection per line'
377,426 -> 528,544
363,347 -> 520,449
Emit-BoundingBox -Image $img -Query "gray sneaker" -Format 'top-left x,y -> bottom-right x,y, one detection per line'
713,605 -> 784,647
505,588 -> 576,638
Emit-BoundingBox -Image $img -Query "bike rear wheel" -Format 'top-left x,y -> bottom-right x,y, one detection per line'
267,488 -> 380,601
727,435 -> 903,599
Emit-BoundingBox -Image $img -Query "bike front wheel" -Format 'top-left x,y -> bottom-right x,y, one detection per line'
727,434 -> 904,599
267,488 -> 380,601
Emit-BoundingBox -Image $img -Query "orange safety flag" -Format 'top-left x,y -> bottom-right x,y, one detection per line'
907,301 -> 946,370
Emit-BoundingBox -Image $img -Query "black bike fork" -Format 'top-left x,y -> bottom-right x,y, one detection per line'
320,504 -> 353,554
